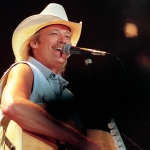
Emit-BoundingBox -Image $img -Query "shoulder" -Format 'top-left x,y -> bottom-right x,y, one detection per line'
6,63 -> 34,88
9,63 -> 33,79
1,63 -> 34,106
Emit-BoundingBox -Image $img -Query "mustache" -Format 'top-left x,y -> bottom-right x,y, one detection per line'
51,44 -> 65,51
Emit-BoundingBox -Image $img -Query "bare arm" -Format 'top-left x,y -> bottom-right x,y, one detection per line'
1,64 -> 100,150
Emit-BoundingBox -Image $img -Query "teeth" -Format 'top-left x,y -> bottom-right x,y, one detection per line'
55,48 -> 62,51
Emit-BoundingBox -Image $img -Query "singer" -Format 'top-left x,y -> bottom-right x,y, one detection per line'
0,3 -> 100,150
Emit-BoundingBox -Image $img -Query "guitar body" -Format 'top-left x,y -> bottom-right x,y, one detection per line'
87,129 -> 117,150
5,120 -> 57,150
4,104 -> 117,150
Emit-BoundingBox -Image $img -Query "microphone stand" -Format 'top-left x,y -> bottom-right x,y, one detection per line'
80,50 -> 97,84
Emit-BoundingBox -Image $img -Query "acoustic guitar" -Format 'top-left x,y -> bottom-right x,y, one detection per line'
4,104 -> 117,150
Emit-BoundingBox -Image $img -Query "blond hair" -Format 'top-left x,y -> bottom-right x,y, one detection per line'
15,31 -> 67,76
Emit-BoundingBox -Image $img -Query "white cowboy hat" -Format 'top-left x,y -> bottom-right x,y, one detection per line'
12,3 -> 82,59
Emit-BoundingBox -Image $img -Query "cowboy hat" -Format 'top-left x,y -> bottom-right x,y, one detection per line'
12,3 -> 82,59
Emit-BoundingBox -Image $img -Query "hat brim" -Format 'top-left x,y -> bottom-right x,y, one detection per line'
12,14 -> 82,58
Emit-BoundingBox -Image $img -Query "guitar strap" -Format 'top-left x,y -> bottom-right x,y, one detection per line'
0,70 -> 16,150
0,106 -> 15,150
5,137 -> 15,150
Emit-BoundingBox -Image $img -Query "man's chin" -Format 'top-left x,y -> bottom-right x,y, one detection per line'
56,58 -> 67,64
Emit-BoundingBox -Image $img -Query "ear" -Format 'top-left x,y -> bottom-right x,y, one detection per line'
30,40 -> 38,49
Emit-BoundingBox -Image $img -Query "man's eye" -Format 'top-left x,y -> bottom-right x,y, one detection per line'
51,33 -> 57,35
65,36 -> 71,39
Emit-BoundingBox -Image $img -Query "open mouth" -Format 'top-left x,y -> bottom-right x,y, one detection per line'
52,44 -> 64,57
54,48 -> 63,57
55,48 -> 62,51
60,51 -> 63,57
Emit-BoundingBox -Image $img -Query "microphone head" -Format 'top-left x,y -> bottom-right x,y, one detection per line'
62,44 -> 72,55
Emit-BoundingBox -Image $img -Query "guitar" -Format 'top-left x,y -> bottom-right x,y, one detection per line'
4,104 -> 117,150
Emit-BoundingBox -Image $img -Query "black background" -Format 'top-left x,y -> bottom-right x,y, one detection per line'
1,0 -> 150,149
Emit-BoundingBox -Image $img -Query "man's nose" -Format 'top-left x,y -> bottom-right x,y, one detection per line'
58,35 -> 67,44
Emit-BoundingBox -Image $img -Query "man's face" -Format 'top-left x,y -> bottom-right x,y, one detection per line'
32,24 -> 72,71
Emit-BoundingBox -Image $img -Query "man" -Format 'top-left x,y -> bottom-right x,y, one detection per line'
0,3 -> 100,150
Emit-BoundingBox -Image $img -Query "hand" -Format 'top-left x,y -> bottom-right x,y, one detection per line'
78,140 -> 100,150
68,137 -> 101,150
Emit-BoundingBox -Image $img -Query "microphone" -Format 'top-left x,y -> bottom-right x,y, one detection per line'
62,44 -> 107,56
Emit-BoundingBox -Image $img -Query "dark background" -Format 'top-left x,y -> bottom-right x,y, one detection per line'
1,0 -> 150,149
